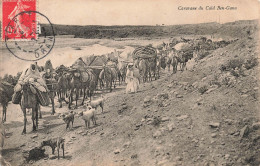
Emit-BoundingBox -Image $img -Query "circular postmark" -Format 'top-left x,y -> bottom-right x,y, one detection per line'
4,11 -> 55,61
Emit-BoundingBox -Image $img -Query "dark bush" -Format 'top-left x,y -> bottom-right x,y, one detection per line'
198,86 -> 208,94
230,69 -> 240,77
226,58 -> 243,70
222,77 -> 231,86
244,57 -> 258,70
198,51 -> 211,60
151,117 -> 161,127
219,64 -> 227,72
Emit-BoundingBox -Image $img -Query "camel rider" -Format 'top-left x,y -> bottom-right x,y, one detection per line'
42,60 -> 57,92
14,62 -> 48,93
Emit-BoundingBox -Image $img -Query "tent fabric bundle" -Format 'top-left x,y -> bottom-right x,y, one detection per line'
72,55 -> 107,70
12,91 -> 22,104
56,65 -> 69,74
80,70 -> 95,83
36,88 -> 50,106
174,42 -> 192,51
132,46 -> 157,59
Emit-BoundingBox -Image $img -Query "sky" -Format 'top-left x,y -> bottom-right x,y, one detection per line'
38,0 -> 259,25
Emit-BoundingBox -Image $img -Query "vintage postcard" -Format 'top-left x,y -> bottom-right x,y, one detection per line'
0,0 -> 259,165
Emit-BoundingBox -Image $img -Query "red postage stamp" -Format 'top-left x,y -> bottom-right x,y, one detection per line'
2,0 -> 37,41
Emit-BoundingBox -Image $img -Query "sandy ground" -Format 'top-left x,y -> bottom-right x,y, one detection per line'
1,36 -> 259,166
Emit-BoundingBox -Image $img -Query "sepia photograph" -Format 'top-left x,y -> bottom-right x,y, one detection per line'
0,0 -> 259,165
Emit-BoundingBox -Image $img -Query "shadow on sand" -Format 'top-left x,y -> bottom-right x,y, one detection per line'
2,147 -> 21,156
4,121 -> 24,129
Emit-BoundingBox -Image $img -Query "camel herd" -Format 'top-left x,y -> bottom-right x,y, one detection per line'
0,37 -> 234,135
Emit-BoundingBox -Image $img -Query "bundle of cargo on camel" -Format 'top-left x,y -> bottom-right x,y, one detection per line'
132,46 -> 157,59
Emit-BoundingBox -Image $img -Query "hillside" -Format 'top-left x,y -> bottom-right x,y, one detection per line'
39,19 -> 258,39
2,23 -> 259,166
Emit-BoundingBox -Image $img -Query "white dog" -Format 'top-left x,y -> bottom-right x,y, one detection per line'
88,95 -> 104,113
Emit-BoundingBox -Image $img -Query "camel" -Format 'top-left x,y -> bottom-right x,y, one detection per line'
147,58 -> 157,81
42,61 -> 57,115
138,59 -> 149,83
57,73 -> 69,108
99,66 -> 114,92
67,71 -> 82,109
80,69 -> 97,104
20,82 -> 39,134
117,61 -> 127,84
0,81 -> 14,122
166,50 -> 178,73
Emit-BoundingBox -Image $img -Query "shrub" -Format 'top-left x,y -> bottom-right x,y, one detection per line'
209,75 -> 221,87
198,51 -> 211,60
198,86 -> 208,94
211,104 -> 217,111
151,117 -> 161,127
226,58 -> 243,70
230,69 -> 240,77
222,77 -> 231,86
244,57 -> 258,70
219,64 -> 227,72
73,47 -> 81,50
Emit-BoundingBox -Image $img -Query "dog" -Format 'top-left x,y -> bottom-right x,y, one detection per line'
88,95 -> 104,113
60,111 -> 75,130
41,137 -> 65,159
78,106 -> 96,129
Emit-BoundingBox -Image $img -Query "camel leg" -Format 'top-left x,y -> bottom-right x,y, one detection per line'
63,91 -> 69,104
118,75 -> 121,86
51,96 -> 55,115
81,88 -> 85,106
65,89 -> 68,98
62,145 -> 65,158
58,91 -> 62,108
101,104 -> 104,113
2,105 -> 4,122
59,98 -> 62,108
68,89 -> 73,109
57,91 -> 60,101
36,104 -> 39,129
2,104 -> 7,122
75,89 -> 79,109
32,107 -> 36,131
58,147 -> 60,159
85,89 -> 88,99
22,107 -> 27,134
38,104 -> 42,119
110,80 -> 113,92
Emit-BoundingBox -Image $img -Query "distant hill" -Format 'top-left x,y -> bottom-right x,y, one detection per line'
0,19 -> 257,39
39,19 -> 258,39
